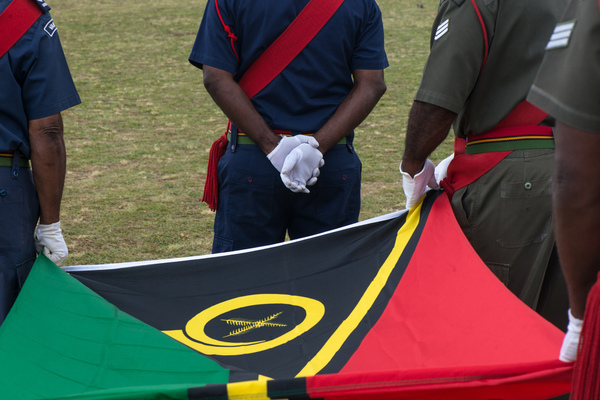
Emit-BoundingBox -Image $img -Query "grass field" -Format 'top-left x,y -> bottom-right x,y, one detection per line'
51,0 -> 454,266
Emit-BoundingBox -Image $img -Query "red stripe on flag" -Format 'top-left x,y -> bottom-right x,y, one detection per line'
307,362 -> 571,399
326,194 -> 570,398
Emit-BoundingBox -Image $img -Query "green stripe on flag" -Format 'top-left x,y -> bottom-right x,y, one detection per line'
0,255 -> 230,400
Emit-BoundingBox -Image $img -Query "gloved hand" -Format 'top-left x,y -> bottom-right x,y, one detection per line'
281,143 -> 324,193
434,153 -> 454,185
35,221 -> 69,266
400,159 -> 438,209
267,135 -> 319,172
559,309 -> 583,362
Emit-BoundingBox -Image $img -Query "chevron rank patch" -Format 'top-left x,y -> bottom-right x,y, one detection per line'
546,20 -> 575,50
435,19 -> 449,41
44,19 -> 57,37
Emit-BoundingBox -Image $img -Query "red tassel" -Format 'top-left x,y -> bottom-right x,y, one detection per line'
202,133 -> 228,211
571,273 -> 600,400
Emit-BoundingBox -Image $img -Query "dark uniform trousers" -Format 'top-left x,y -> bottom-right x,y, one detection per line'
212,142 -> 361,253
0,152 -> 39,325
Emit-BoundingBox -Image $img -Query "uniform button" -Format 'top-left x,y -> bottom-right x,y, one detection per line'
0,190 -> 6,197
342,174 -> 347,181
248,177 -> 253,183
12,170 -> 18,178
524,182 -> 532,190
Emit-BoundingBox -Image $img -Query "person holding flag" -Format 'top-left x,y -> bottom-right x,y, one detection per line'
398,0 -> 569,329
189,0 -> 388,253
528,0 -> 600,396
0,0 -> 80,324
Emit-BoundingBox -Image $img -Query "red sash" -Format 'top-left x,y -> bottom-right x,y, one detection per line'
440,101 -> 550,199
202,0 -> 344,211
0,0 -> 42,58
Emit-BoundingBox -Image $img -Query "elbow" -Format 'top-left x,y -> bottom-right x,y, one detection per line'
374,71 -> 387,98
42,122 -> 64,138
202,66 -> 232,97
356,69 -> 387,100
367,79 -> 387,105
202,66 -> 218,94
29,113 -> 64,145
39,123 -> 64,146
376,79 -> 387,99
203,74 -> 216,94
365,75 -> 387,101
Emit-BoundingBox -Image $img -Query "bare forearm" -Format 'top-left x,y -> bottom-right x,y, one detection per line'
314,69 -> 386,153
29,113 -> 66,224
401,101 -> 456,176
553,122 -> 600,318
203,66 -> 280,154
556,192 -> 600,319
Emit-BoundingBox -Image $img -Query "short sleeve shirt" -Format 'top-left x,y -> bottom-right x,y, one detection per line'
415,0 -> 567,138
528,0 -> 600,134
189,0 -> 388,132
0,0 -> 81,158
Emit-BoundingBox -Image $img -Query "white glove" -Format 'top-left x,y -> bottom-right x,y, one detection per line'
400,159 -> 439,209
281,143 -> 324,193
559,309 -> 583,362
267,135 -> 319,172
35,221 -> 69,266
434,153 -> 454,185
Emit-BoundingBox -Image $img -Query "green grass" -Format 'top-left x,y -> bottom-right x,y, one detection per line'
51,0 -> 453,265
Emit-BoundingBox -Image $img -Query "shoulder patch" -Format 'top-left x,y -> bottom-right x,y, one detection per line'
434,18 -> 450,41
546,20 -> 575,50
44,19 -> 57,37
32,0 -> 51,13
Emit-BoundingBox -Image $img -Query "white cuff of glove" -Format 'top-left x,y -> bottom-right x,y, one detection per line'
400,159 -> 439,209
559,309 -> 583,362
35,221 -> 69,266
281,143 -> 324,193
434,153 -> 454,184
267,135 -> 319,172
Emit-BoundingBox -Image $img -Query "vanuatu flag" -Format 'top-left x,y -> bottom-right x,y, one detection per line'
0,191 -> 571,399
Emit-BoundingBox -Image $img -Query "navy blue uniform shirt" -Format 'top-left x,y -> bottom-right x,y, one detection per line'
189,0 -> 388,133
0,0 -> 81,158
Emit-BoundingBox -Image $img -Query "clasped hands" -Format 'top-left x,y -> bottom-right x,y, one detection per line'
267,135 -> 324,193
